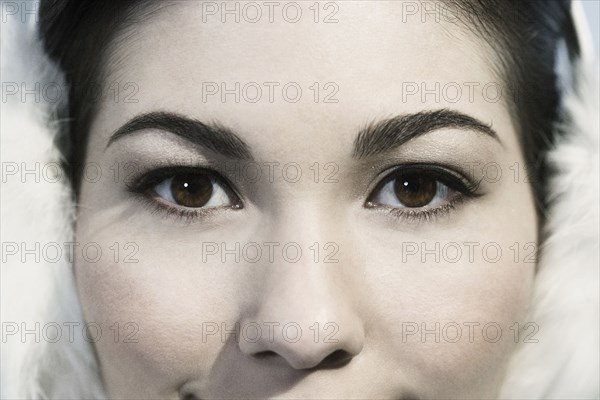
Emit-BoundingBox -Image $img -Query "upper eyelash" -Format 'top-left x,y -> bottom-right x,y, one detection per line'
127,163 -> 481,223
128,166 -> 243,202
366,163 -> 484,223
126,166 -> 222,194
370,163 -> 483,198
126,166 -> 243,222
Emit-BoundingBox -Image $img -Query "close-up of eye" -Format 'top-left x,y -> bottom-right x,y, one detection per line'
151,171 -> 241,210
127,167 -> 243,219
367,166 -> 478,211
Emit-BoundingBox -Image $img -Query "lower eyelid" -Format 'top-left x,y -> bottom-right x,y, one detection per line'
141,194 -> 240,224
366,183 -> 471,224
386,201 -> 461,223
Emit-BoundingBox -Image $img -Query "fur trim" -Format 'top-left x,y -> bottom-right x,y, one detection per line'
499,58 -> 600,399
0,16 -> 105,400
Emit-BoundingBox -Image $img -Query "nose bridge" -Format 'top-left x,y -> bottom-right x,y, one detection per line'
238,206 -> 365,370
262,196 -> 340,267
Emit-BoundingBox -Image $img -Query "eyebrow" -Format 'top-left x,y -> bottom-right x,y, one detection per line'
107,109 -> 498,161
352,109 -> 501,159
106,111 -> 253,160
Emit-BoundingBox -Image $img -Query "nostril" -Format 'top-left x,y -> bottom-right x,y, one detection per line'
180,393 -> 200,400
252,348 -> 354,370
313,349 -> 354,370
253,350 -> 279,359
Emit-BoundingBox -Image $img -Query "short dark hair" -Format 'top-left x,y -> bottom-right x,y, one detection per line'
39,0 -> 162,188
445,0 -> 579,225
39,0 -> 579,225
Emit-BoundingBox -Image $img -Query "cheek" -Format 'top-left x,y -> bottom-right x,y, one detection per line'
363,255 -> 534,397
355,185 -> 537,397
74,212 -> 251,397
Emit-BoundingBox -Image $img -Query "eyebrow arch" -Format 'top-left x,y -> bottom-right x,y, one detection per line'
106,111 -> 253,160
352,109 -> 502,159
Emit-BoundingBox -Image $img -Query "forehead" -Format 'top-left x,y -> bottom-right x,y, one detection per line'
92,1 -> 515,158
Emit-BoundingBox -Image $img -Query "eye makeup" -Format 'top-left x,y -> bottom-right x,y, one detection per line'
364,163 -> 484,224
123,158 -> 484,225
126,166 -> 243,223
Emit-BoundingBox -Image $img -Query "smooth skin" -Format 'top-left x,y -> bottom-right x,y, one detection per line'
75,1 -> 537,398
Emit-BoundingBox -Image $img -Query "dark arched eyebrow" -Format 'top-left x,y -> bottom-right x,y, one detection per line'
106,111 -> 253,160
352,109 -> 502,159
107,109 -> 499,161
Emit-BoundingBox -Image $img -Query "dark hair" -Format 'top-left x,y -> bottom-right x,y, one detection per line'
444,0 -> 580,226
39,0 -> 579,225
39,0 -> 162,188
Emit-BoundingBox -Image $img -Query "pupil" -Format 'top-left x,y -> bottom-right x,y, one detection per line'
171,174 -> 213,207
393,174 -> 437,207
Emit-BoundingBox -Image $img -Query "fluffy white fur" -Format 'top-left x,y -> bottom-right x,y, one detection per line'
0,17 -> 105,399
499,57 -> 600,399
1,7 -> 598,400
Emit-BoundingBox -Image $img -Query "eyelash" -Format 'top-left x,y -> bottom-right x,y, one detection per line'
126,166 -> 242,223
365,163 -> 483,223
126,163 -> 482,223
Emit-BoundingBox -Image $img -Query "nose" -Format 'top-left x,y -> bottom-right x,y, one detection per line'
238,235 -> 365,370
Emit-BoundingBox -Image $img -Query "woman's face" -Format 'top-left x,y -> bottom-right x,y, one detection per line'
75,2 -> 537,398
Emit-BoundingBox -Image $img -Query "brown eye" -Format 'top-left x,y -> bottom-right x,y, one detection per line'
366,165 -> 479,220
369,169 -> 454,209
393,173 -> 437,208
170,174 -> 213,207
153,173 -> 236,209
